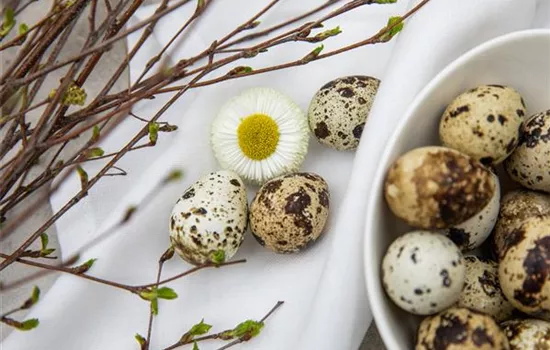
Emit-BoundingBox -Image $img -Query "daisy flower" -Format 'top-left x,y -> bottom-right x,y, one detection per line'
211,88 -> 309,184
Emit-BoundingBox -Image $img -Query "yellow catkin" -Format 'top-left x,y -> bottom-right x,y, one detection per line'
237,114 -> 280,160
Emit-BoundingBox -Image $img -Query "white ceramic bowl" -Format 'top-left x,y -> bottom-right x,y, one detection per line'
364,29 -> 550,350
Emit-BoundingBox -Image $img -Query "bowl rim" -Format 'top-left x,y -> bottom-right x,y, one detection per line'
363,28 -> 550,350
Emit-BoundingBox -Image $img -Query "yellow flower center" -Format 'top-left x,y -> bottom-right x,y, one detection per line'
237,113 -> 280,160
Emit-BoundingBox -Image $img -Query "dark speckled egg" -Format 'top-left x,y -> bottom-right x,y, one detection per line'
307,76 -> 379,151
249,172 -> 329,253
416,307 -> 510,350
505,110 -> 550,193
499,214 -> 550,321
384,146 -> 496,229
501,319 -> 550,350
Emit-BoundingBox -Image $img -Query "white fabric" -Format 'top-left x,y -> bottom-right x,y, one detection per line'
3,1 -> 549,349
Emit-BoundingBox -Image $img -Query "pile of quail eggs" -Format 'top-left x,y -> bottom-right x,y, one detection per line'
168,75 -> 380,264
382,84 -> 550,349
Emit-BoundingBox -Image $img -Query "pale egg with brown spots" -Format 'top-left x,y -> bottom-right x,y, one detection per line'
308,75 -> 379,151
439,84 -> 526,165
501,319 -> 550,350
499,214 -> 550,320
384,146 -> 496,229
505,109 -> 550,193
169,170 -> 248,266
416,307 -> 510,350
381,231 -> 465,315
457,256 -> 514,322
249,172 -> 329,253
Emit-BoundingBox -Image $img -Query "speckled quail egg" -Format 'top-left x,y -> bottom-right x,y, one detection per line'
499,214 -> 550,320
442,173 -> 500,251
493,190 -> 550,260
169,170 -> 248,265
505,110 -> 550,193
416,307 -> 510,350
439,85 -> 526,165
384,146 -> 496,229
501,319 -> 550,350
249,172 -> 329,253
382,231 -> 465,315
308,76 -> 380,151
457,256 -> 514,322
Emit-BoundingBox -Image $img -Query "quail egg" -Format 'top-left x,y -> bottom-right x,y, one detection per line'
384,146 -> 496,229
308,76 -> 380,151
457,256 -> 514,322
493,190 -> 550,260
501,319 -> 550,350
442,173 -> 500,251
169,170 -> 248,265
249,172 -> 329,253
439,84 -> 525,165
499,214 -> 550,320
505,110 -> 550,193
382,231 -> 465,315
416,307 -> 510,350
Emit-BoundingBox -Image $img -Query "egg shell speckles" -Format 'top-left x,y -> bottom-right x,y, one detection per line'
442,173 -> 500,251
249,172 -> 329,253
169,170 -> 248,266
384,146 -> 496,229
493,190 -> 550,260
499,214 -> 550,320
381,231 -> 465,315
505,110 -> 550,193
416,307 -> 510,350
501,319 -> 550,350
308,76 -> 380,151
439,84 -> 525,165
457,256 -> 514,322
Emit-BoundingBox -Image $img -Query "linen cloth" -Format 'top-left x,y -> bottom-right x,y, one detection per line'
3,0 -> 549,349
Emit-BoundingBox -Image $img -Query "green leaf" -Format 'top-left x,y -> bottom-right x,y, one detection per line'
40,233 -> 49,251
163,169 -> 183,184
156,287 -> 178,300
232,320 -> 264,339
70,258 -> 97,274
380,16 -> 404,42
31,286 -> 40,304
21,286 -> 40,309
197,0 -> 205,9
150,298 -> 159,315
209,249 -> 225,264
139,289 -> 157,301
76,165 -> 88,190
313,26 -> 342,41
86,147 -> 104,158
40,248 -> 56,257
18,319 -> 39,331
227,66 -> 253,76
189,319 -> 212,337
148,122 -> 159,144
192,342 -> 199,350
18,23 -> 28,35
0,7 -> 16,37
92,125 -> 100,143
135,333 -> 146,347
122,206 -> 137,223
302,44 -> 324,62
375,0 -> 397,3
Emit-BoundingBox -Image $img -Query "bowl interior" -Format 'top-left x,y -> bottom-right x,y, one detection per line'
364,29 -> 550,350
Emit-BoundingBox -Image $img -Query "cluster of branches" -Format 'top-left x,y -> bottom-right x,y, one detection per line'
0,0 -> 431,348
